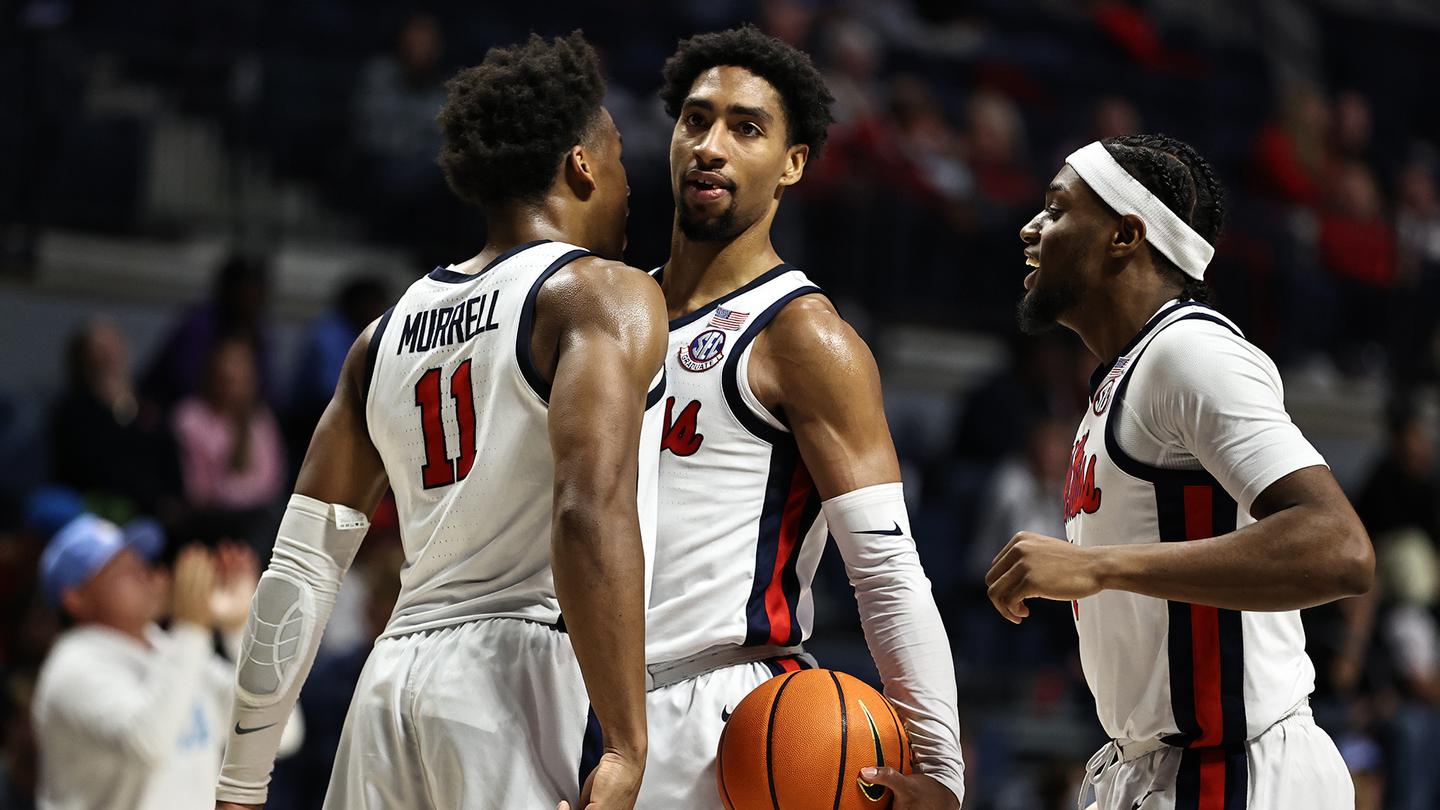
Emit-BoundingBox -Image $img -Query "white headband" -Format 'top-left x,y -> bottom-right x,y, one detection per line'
1065,141 -> 1214,280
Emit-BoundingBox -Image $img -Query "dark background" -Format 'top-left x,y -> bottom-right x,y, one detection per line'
2,1 -> 1440,807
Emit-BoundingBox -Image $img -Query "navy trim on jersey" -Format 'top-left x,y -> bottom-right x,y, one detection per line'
1088,301 -> 1234,395
1175,746 -> 1248,810
516,248 -> 592,403
1101,311 -> 1245,484
578,707 -> 603,792
362,306 -> 395,400
744,439 -> 823,647
719,285 -> 826,444
646,370 -> 667,410
427,239 -> 553,284
667,263 -> 797,329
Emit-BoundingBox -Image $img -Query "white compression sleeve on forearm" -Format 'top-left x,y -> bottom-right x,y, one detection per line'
824,482 -> 965,804
216,494 -> 368,804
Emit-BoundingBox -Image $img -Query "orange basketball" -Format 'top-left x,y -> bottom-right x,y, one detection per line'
716,668 -> 912,810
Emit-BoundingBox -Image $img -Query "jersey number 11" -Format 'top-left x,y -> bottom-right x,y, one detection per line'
414,360 -> 476,489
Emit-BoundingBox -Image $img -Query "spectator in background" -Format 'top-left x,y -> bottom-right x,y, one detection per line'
968,416 -> 1069,580
31,520 -> 299,809
1251,84 -> 1331,208
141,254 -> 274,410
1394,157 -> 1440,382
1374,529 -> 1440,810
1318,161 -> 1395,373
1356,399 -> 1439,546
173,339 -> 286,515
50,320 -> 180,521
352,12 -> 453,252
286,276 -> 389,467
963,90 -> 1040,219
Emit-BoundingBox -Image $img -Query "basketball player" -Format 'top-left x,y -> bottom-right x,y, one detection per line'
985,134 -> 1374,809
213,33 -> 667,810
639,27 -> 963,809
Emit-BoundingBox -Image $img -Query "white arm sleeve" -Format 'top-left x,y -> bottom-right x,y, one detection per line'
825,482 -> 965,803
1117,321 -> 1326,513
216,494 -> 368,804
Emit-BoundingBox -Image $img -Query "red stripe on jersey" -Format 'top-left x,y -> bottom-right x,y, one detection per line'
1184,485 -> 1225,747
776,657 -> 802,673
1197,747 -> 1228,810
763,464 -> 813,645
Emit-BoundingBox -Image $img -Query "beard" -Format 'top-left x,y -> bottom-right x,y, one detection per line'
677,196 -> 746,242
1016,269 -> 1084,335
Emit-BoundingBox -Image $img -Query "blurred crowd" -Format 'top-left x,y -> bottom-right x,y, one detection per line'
2,1 -> 1440,808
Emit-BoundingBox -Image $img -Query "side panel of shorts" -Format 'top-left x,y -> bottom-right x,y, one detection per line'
1091,712 -> 1354,810
636,658 -> 807,810
323,618 -> 591,810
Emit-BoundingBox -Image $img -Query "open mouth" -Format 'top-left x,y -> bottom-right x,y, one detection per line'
685,172 -> 733,203
1024,255 -> 1039,290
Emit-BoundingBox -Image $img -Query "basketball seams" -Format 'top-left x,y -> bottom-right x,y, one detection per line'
717,716 -> 737,810
829,671 -> 848,810
766,671 -> 799,810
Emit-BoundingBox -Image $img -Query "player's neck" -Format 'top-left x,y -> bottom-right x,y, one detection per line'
464,205 -> 581,270
1067,286 -> 1180,361
663,215 -> 784,318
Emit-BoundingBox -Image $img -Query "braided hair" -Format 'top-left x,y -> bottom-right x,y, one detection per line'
1100,134 -> 1225,303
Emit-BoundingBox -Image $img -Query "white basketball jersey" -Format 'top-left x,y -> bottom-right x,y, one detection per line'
646,264 -> 828,665
1065,301 -> 1314,745
365,240 -> 666,639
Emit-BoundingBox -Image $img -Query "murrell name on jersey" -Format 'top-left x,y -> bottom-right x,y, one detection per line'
397,291 -> 501,355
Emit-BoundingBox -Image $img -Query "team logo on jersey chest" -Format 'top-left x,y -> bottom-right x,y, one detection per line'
678,329 -> 726,372
1092,357 -> 1131,416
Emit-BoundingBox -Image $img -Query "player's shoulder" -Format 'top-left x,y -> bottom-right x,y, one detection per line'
1142,306 -> 1279,388
759,291 -> 875,376
540,255 -> 664,315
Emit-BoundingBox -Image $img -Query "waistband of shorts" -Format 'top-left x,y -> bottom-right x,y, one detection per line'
1111,698 -> 1312,762
645,643 -> 808,691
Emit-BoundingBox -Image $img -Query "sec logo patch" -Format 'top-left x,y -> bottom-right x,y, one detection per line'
678,329 -> 726,372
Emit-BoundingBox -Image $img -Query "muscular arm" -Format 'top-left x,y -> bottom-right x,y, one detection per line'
291,323 -> 390,511
534,258 -> 666,765
751,297 -> 964,806
1096,466 -> 1373,607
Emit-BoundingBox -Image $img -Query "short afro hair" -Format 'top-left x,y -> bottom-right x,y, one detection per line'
437,31 -> 605,207
660,25 -> 836,159
1101,134 -> 1227,303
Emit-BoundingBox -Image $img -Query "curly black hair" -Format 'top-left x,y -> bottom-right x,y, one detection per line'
437,31 -> 605,207
660,25 -> 836,159
1101,134 -> 1226,303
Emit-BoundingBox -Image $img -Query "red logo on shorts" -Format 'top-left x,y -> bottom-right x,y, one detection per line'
662,397 -> 704,456
1062,431 -> 1103,522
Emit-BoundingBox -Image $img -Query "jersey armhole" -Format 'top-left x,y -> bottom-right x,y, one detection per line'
362,305 -> 396,434
1102,311 -> 1245,486
720,286 -> 824,443
514,249 -> 592,405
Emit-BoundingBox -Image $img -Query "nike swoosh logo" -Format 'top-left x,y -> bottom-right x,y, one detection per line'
234,722 -> 277,736
855,522 -> 903,537
721,706 -> 732,722
856,701 -> 887,801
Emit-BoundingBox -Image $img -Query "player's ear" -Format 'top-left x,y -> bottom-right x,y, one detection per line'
777,143 -> 808,191
564,144 -> 598,199
1111,213 -> 1145,259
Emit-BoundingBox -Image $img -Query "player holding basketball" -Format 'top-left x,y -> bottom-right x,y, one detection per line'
986,134 -> 1374,809
214,33 -> 666,810
640,27 -> 963,809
